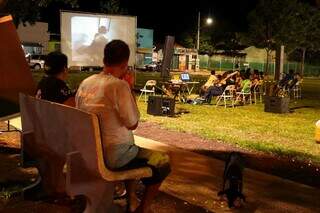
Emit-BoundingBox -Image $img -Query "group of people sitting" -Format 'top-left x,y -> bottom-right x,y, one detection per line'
35,40 -> 170,212
199,68 -> 303,104
200,69 -> 264,103
279,69 -> 302,91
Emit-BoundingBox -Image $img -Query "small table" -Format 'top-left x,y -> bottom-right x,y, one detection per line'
161,81 -> 199,103
185,81 -> 200,95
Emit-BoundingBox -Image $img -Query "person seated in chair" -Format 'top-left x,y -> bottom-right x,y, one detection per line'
200,70 -> 217,96
76,40 -> 170,212
35,51 -> 75,106
202,71 -> 239,103
235,72 -> 251,104
288,72 -> 302,90
239,72 -> 251,93
250,69 -> 260,92
279,69 -> 294,89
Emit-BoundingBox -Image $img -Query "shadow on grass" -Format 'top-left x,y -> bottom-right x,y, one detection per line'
290,105 -> 315,110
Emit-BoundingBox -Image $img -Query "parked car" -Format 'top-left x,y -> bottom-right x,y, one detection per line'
27,54 -> 46,70
145,61 -> 161,72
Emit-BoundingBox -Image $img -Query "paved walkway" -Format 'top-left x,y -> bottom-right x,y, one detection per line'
136,136 -> 320,213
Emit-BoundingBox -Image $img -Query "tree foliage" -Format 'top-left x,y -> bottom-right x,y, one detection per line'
179,32 -> 195,49
100,0 -> 127,15
1,0 -> 78,27
287,3 -> 320,74
246,0 -> 320,75
246,0 -> 298,52
179,29 -> 243,56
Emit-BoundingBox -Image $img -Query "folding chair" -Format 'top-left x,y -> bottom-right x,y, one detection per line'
138,80 -> 157,102
253,80 -> 264,104
236,81 -> 252,105
292,80 -> 302,99
216,85 -> 236,108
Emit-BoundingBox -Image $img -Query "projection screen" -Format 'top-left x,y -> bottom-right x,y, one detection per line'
61,11 -> 137,67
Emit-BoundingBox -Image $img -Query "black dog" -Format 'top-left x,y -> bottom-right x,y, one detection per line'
218,152 -> 246,208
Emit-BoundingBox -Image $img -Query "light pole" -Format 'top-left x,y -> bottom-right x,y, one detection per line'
197,11 -> 201,51
196,11 -> 213,51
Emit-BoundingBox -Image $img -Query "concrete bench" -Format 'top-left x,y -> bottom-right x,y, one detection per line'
19,94 -> 153,212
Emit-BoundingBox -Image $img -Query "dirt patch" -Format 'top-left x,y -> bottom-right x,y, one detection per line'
135,121 -> 320,188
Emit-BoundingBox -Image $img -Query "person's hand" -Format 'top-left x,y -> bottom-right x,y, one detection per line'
123,71 -> 135,89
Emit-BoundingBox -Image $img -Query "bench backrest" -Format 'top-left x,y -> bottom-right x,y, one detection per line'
20,94 -> 103,177
0,16 -> 35,104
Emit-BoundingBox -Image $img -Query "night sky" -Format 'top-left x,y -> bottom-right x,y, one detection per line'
41,0 -> 258,42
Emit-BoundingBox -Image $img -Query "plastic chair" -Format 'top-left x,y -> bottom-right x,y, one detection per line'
138,80 -> 157,102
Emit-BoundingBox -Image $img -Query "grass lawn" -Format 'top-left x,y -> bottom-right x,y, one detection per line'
32,71 -> 320,163
136,77 -> 320,163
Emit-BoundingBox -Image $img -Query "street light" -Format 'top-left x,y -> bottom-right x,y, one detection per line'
206,17 -> 213,25
197,11 -> 213,51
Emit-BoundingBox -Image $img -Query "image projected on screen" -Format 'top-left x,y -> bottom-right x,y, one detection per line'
72,16 -> 110,65
61,12 -> 136,67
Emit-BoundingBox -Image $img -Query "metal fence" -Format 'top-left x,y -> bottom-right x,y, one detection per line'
199,55 -> 320,77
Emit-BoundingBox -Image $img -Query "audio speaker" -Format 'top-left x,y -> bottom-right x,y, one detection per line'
161,36 -> 175,78
147,96 -> 175,116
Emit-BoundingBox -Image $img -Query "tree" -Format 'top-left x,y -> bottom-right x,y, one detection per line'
246,0 -> 301,77
100,0 -> 127,15
179,29 -> 244,57
179,30 -> 215,55
287,3 -> 320,75
199,33 -> 215,55
0,0 -> 78,27
179,32 -> 195,49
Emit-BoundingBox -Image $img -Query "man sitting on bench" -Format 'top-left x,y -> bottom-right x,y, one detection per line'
76,40 -> 170,212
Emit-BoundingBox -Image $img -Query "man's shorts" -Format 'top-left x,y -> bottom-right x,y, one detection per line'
115,148 -> 171,185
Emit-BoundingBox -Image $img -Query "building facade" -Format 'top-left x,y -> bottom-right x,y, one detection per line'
17,22 -> 49,55
136,28 -> 154,68
172,44 -> 199,71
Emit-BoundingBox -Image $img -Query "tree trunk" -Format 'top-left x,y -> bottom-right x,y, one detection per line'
300,48 -> 306,76
274,45 -> 284,81
265,49 -> 272,79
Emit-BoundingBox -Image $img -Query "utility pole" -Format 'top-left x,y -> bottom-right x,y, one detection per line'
197,11 -> 200,51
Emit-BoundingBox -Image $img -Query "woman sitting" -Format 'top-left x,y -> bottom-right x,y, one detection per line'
235,72 -> 252,104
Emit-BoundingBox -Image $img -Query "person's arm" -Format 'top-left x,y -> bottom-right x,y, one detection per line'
116,82 -> 140,131
63,96 -> 75,107
128,121 -> 139,130
225,71 -> 238,80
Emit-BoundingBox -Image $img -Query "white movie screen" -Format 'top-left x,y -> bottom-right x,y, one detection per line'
61,11 -> 137,67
